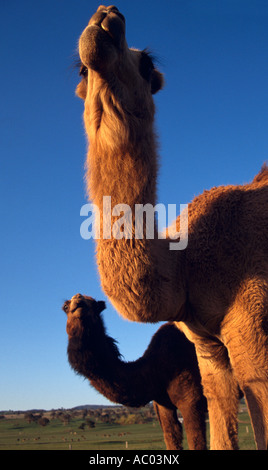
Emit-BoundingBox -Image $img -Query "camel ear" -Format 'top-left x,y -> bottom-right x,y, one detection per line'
151,69 -> 164,94
96,300 -> 106,314
76,80 -> 87,100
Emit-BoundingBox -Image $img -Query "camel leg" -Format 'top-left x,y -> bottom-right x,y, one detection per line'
222,296 -> 268,450
153,401 -> 183,450
243,383 -> 268,450
178,394 -> 207,450
225,346 -> 268,449
195,339 -> 240,450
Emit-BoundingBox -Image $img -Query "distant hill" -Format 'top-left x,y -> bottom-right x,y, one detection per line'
0,404 -> 123,414
71,404 -> 122,411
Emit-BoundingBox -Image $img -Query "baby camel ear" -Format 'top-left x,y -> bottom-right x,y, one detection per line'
96,300 -> 106,314
151,69 -> 164,94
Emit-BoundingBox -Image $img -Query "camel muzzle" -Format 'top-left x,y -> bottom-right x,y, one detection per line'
80,6 -> 125,69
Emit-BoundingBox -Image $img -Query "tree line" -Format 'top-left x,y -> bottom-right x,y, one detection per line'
20,404 -> 158,428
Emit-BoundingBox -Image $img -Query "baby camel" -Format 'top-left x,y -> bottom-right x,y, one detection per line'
63,294 -> 207,450
76,5 -> 268,449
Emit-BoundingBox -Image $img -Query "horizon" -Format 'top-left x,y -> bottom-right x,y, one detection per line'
0,403 -> 126,413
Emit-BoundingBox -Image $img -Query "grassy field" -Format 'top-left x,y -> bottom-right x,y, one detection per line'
0,411 -> 256,450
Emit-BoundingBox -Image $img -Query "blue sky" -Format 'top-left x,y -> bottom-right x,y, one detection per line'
1,0 -> 267,411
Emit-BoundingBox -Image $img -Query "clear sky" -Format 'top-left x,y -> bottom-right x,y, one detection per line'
1,0 -> 267,411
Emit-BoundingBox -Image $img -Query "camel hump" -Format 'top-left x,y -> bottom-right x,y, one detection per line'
252,163 -> 268,185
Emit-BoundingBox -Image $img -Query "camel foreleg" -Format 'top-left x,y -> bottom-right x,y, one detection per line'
153,402 -> 183,450
195,340 -> 240,450
222,291 -> 268,450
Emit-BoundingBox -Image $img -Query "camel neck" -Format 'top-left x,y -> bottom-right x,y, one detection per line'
68,330 -> 153,407
84,78 -> 186,322
85,71 -> 157,209
91,358 -> 154,408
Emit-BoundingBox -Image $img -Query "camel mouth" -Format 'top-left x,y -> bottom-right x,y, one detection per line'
87,24 -> 120,50
88,12 -> 125,49
70,298 -> 87,314
88,6 -> 125,47
63,295 -> 96,316
61,295 -> 86,315
100,11 -> 125,49
99,23 -> 118,46
79,7 -> 126,70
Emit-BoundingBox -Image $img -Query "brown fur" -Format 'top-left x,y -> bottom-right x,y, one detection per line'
251,163 -> 268,185
76,6 -> 268,449
63,294 -> 207,450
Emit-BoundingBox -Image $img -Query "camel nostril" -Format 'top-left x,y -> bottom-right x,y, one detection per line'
72,293 -> 83,301
88,10 -> 107,27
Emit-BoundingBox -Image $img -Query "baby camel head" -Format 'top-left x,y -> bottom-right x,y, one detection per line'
63,294 -> 106,337
76,5 -> 164,102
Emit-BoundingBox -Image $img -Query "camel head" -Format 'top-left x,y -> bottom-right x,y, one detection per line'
63,294 -> 106,337
76,5 -> 164,102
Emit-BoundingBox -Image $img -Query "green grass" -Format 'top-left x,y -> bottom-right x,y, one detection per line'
0,418 -> 165,451
0,412 -> 255,450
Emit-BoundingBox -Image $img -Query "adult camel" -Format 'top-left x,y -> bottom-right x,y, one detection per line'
75,5 -> 268,449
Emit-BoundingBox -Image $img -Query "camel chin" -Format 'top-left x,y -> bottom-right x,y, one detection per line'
71,307 -> 84,318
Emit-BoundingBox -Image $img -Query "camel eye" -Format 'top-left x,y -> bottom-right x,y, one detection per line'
62,302 -> 69,313
79,65 -> 88,78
